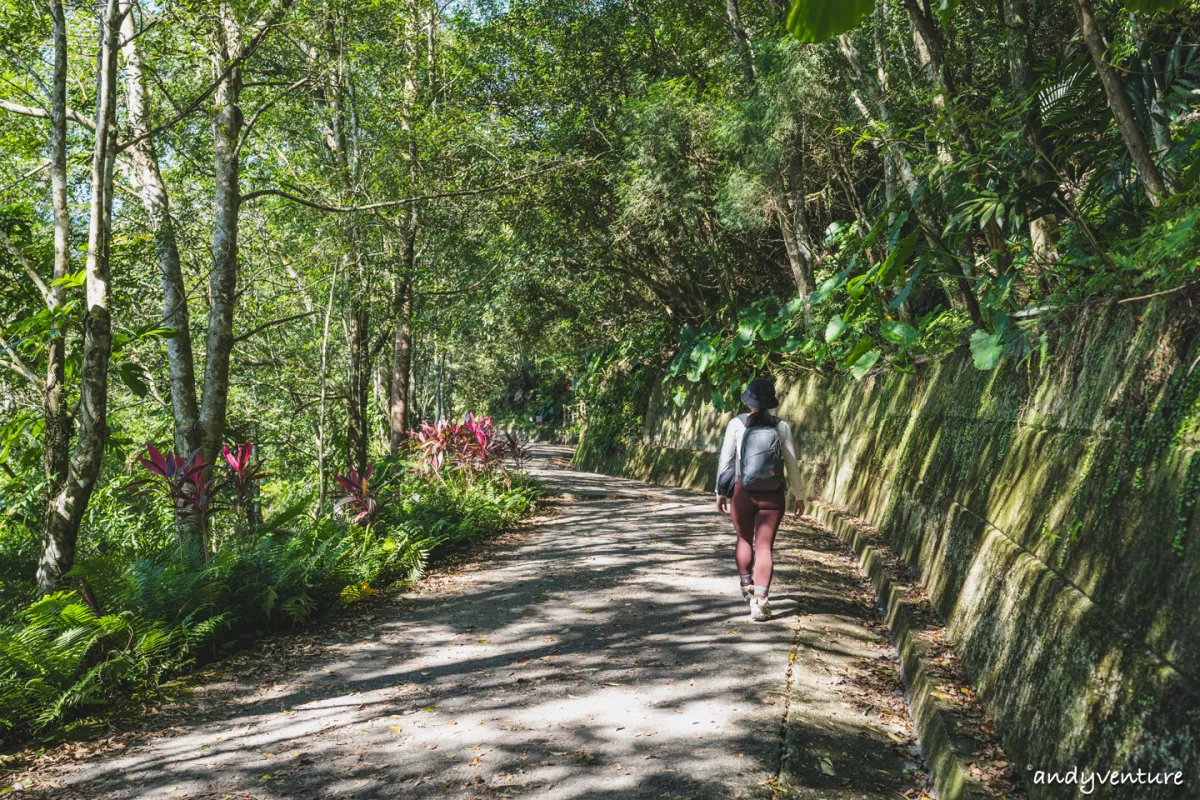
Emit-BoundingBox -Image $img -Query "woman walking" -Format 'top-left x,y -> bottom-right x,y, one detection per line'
715,377 -> 804,621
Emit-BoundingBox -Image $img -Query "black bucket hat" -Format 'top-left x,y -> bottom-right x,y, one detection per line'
741,377 -> 779,409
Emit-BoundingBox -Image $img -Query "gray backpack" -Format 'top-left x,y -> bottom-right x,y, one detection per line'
738,413 -> 783,491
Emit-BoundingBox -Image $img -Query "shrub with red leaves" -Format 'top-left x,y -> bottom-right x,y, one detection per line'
407,413 -> 527,486
332,464 -> 379,526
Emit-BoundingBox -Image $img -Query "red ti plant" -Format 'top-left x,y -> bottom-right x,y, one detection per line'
411,420 -> 453,479
221,442 -> 268,530
332,464 -> 378,526
408,413 -> 525,487
127,443 -> 216,558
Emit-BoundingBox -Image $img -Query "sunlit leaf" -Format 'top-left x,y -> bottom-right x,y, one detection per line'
849,348 -> 881,380
969,329 -> 1006,370
825,316 -> 848,343
787,0 -> 876,44
880,320 -> 918,348
687,339 -> 717,381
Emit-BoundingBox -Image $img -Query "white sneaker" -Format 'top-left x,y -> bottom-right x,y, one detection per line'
749,596 -> 771,622
740,581 -> 753,600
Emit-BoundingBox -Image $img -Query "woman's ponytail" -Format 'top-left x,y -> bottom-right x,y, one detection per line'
746,408 -> 771,428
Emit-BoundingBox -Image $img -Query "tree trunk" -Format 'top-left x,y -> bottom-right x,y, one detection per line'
198,0 -> 295,466
900,0 -> 1012,271
389,276 -> 413,453
1069,0 -> 1166,205
389,0 -> 422,450
874,3 -> 899,227
346,300 -> 369,473
1002,0 -> 1037,140
315,261 -> 338,515
41,0 -> 70,563
319,9 -> 371,475
199,7 -> 245,467
120,3 -> 202,456
39,0 -> 122,593
724,0 -> 756,83
778,124 -> 815,322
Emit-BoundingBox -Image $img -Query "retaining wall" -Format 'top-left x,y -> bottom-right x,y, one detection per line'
574,297 -> 1200,797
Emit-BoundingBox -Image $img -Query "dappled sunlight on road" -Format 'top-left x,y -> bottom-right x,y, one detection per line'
34,446 -> 924,800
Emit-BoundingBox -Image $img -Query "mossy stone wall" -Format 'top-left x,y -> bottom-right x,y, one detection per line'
574,298 -> 1199,796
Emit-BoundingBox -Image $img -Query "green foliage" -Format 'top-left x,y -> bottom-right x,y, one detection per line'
0,470 -> 537,742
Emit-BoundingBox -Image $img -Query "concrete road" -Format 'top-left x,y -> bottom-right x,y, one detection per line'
29,446 -> 926,800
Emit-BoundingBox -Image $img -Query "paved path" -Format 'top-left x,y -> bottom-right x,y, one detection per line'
30,447 -> 927,800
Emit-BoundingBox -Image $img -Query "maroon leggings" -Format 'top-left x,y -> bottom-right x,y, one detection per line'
731,481 -> 785,590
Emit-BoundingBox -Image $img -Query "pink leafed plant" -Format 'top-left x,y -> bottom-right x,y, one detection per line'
332,464 -> 379,526
221,441 -> 269,528
406,413 -> 525,486
126,443 -> 217,555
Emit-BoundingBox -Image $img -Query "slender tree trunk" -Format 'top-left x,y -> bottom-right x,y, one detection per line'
346,300 -> 369,472
39,0 -> 122,593
200,51 -> 242,466
901,0 -> 1012,273
121,3 -> 202,456
1069,0 -> 1166,205
315,262 -> 338,516
875,2 -> 899,226
728,3 -> 809,314
42,0 -> 70,556
389,275 -> 413,453
1002,0 -> 1037,140
198,0 -> 295,466
389,0 -> 423,449
778,124 -> 815,320
724,0 -> 757,83
320,8 -> 371,475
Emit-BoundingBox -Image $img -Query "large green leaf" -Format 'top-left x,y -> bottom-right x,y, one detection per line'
879,231 -> 918,285
825,316 -> 849,343
889,264 -> 923,309
761,300 -> 801,341
969,329 -> 1005,370
780,295 -> 807,318
849,348 -> 881,380
116,363 -> 149,398
880,320 -> 918,348
843,336 -> 874,367
687,339 -> 717,381
260,497 -> 313,534
781,335 -> 807,353
787,0 -> 876,44
934,0 -> 959,26
738,306 -> 767,330
809,262 -> 855,305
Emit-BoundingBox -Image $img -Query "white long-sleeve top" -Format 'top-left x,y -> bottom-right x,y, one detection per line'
716,415 -> 804,498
